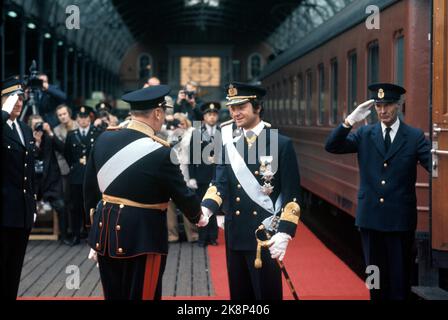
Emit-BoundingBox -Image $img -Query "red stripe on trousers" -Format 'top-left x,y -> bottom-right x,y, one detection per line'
142,254 -> 161,300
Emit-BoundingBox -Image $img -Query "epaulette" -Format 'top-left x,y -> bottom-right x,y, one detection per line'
149,133 -> 171,148
220,119 -> 234,128
106,126 -> 122,131
263,121 -> 272,128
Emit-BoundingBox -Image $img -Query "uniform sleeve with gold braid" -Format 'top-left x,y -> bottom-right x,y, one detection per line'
278,201 -> 301,237
201,185 -> 223,214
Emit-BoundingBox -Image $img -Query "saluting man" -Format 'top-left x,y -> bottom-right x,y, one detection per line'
1,76 -> 37,298
200,82 -> 301,300
83,85 -> 205,300
325,83 -> 431,300
189,101 -> 221,247
64,106 -> 102,245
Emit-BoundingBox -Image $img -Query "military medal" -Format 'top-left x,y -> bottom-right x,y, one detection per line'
259,156 -> 274,195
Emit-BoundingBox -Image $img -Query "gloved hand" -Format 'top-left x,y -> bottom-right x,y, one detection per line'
88,248 -> 98,265
33,213 -> 37,223
197,206 -> 213,227
187,179 -> 198,190
267,232 -> 292,261
345,99 -> 375,126
2,94 -> 18,114
216,215 -> 225,230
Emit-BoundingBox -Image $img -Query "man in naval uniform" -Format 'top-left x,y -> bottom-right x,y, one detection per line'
83,85 -> 205,300
64,106 -> 102,245
188,101 -> 221,247
200,82 -> 301,300
1,76 -> 37,298
325,83 -> 431,300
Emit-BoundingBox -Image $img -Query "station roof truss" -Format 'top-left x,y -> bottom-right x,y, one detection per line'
8,0 -> 135,74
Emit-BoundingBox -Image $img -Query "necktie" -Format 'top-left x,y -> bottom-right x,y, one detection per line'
11,122 -> 24,145
245,130 -> 256,147
384,127 -> 392,152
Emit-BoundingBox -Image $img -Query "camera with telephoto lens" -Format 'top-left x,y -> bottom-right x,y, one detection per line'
185,91 -> 195,99
34,122 -> 44,132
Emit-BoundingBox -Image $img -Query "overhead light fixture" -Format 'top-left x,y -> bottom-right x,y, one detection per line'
68,48 -> 74,52
44,33 -> 51,39
27,22 -> 36,29
58,41 -> 64,46
7,11 -> 18,18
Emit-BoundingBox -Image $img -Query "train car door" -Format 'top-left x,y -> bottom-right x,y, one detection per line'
431,0 -> 448,266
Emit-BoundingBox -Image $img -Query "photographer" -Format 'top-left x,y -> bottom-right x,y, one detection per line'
174,81 -> 203,122
33,74 -> 67,128
28,115 -> 69,244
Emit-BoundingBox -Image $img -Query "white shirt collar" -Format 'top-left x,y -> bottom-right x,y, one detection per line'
243,120 -> 265,138
381,118 -> 400,134
205,124 -> 216,135
6,118 -> 17,128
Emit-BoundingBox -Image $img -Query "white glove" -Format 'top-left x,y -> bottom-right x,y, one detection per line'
2,94 -> 18,114
88,248 -> 98,264
216,215 -> 225,230
345,99 -> 375,126
197,206 -> 213,227
187,179 -> 198,190
33,213 -> 37,223
267,232 -> 292,261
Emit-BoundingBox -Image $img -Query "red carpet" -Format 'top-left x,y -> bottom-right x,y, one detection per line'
207,222 -> 370,300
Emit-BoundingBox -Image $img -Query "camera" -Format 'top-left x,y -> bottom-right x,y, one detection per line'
185,91 -> 195,99
34,122 -> 44,132
24,60 -> 43,91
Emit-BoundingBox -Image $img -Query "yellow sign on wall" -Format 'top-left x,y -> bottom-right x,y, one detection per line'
180,57 -> 221,87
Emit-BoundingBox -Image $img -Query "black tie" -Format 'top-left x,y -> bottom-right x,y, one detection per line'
11,122 -> 23,145
384,127 -> 392,152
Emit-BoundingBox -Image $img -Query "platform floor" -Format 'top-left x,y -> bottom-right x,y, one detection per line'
18,240 -> 213,298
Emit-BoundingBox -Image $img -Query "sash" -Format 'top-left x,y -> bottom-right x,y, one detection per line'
97,137 -> 162,192
221,124 -> 282,214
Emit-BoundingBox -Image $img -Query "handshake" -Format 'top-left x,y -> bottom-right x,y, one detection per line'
197,206 -> 213,227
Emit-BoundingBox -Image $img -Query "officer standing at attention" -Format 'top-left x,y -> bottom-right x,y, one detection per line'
201,82 -> 301,300
83,85 -> 205,300
1,76 -> 37,298
64,106 -> 102,245
325,83 -> 431,300
189,101 -> 221,247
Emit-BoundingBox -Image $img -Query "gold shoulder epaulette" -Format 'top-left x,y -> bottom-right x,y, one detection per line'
106,126 -> 121,131
264,121 -> 272,128
220,119 -> 235,128
149,133 -> 171,148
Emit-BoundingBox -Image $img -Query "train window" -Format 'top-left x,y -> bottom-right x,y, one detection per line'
395,36 -> 404,86
290,76 -> 298,125
297,73 -> 304,125
318,64 -> 325,125
306,70 -> 313,125
347,51 -> 357,113
367,41 -> 379,123
330,59 -> 338,125
248,53 -> 263,80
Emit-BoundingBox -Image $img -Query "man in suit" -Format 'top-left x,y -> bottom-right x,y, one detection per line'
64,106 -> 102,245
325,82 -> 431,300
35,74 -> 67,128
83,85 -> 205,300
200,82 -> 301,300
1,76 -> 37,298
189,101 -> 221,247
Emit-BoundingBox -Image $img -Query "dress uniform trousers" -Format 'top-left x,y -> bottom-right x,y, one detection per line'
0,227 -> 31,298
225,228 -> 282,300
360,228 -> 415,300
98,249 -> 167,300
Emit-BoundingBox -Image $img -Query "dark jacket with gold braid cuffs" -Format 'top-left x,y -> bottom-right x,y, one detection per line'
83,120 -> 201,258
201,120 -> 301,251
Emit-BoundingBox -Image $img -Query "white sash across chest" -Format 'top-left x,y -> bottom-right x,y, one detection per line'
221,124 -> 281,214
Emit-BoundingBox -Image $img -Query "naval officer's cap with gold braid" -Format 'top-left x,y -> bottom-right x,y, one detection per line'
225,82 -> 267,107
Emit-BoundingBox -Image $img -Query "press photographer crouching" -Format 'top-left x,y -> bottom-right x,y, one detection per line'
28,115 -> 69,245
